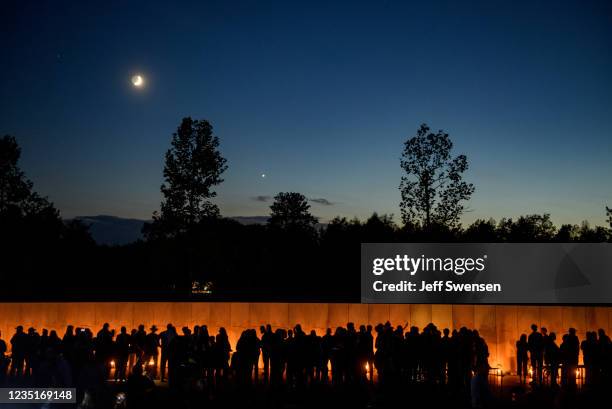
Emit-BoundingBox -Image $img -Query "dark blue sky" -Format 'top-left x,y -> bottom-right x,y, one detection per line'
1,0 -> 611,225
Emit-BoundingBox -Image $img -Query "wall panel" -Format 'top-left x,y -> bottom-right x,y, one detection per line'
0,302 -> 609,376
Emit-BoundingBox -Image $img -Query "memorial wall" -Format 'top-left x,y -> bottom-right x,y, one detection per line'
1,302 -> 611,372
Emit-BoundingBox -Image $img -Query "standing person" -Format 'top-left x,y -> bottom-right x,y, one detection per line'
159,324 -> 175,382
319,328 -> 333,383
516,334 -> 529,384
144,326 -> 160,378
62,326 -> 76,370
251,329 -> 261,382
566,328 -> 580,388
9,326 -> 26,377
133,325 -> 147,364
548,333 -> 560,388
215,328 -> 231,381
95,323 -> 114,379
127,329 -> 139,375
260,325 -> 273,383
560,334 -> 571,387
269,329 -> 286,387
114,327 -> 130,382
581,331 -> 597,385
527,324 -> 544,385
365,325 -> 375,383
440,328 -> 451,385
0,331 -> 8,385
357,325 -> 369,381
25,327 -> 41,377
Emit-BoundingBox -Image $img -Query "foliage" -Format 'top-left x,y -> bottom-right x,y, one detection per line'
144,117 -> 227,239
400,124 -> 474,229
268,192 -> 318,233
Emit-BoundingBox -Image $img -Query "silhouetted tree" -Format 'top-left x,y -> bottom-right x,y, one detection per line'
268,192 -> 318,232
463,218 -> 498,242
556,224 -> 580,242
0,135 -> 95,298
363,213 -> 397,242
399,124 -> 474,229
578,221 -> 609,242
607,206 -> 612,229
144,118 -> 227,239
497,214 -> 556,242
0,135 -> 57,218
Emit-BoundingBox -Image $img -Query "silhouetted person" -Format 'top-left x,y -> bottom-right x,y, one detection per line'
144,325 -> 159,378
581,331 -> 596,385
10,326 -> 27,377
159,324 -> 175,382
527,324 -> 543,385
560,333 -> 571,388
115,326 -> 130,381
25,327 -> 41,376
260,324 -> 273,382
214,327 -> 231,382
48,330 -> 62,353
0,331 -> 7,385
566,328 -> 580,388
134,325 -> 147,362
269,328 -> 286,386
548,332 -> 560,387
597,329 -> 611,385
62,326 -> 76,369
95,323 -> 114,378
128,328 -> 139,374
319,328 -> 332,383
516,334 -> 528,383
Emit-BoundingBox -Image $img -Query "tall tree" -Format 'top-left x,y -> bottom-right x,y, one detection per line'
268,192 -> 318,231
145,117 -> 227,238
399,124 -> 474,229
0,135 -> 57,218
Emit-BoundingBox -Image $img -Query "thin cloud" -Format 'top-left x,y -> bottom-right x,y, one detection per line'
252,195 -> 271,202
310,197 -> 335,206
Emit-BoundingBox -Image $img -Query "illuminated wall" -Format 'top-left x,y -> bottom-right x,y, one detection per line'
1,302 -> 610,373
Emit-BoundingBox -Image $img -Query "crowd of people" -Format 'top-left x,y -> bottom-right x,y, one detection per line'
516,324 -> 612,389
1,320 -> 610,407
0,322 -> 490,400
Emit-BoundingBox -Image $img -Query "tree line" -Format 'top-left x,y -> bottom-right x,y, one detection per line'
1,119 -> 610,300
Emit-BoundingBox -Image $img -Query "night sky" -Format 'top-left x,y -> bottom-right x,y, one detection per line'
1,0 -> 611,225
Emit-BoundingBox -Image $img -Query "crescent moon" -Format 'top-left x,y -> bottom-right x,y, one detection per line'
131,75 -> 144,87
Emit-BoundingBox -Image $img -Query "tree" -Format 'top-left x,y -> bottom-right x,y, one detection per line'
145,117 -> 227,238
464,218 -> 498,242
268,192 -> 318,232
0,135 -> 57,218
496,214 -> 556,242
607,206 -> 612,229
399,124 -> 474,229
556,224 -> 580,242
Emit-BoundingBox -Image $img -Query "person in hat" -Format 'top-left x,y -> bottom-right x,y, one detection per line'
144,325 -> 160,378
